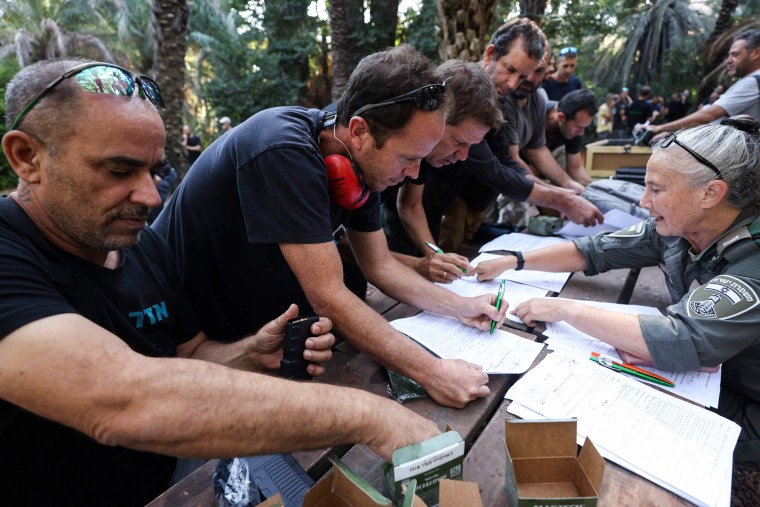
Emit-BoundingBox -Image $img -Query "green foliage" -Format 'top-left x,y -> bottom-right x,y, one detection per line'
0,59 -> 21,192
188,0 -> 322,134
399,0 -> 439,62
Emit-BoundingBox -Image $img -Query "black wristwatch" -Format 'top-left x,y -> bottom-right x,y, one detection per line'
506,250 -> 525,271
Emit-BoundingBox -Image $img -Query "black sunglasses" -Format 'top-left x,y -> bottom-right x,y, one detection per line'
661,132 -> 722,179
353,82 -> 446,117
11,62 -> 164,130
559,47 -> 578,57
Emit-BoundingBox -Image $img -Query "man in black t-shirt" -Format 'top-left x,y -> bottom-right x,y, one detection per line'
624,86 -> 654,133
1,59 -> 440,506
181,124 -> 202,166
155,45 -> 507,410
544,89 -> 598,186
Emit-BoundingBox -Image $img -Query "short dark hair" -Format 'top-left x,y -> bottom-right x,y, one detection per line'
487,18 -> 546,62
436,60 -> 503,131
639,85 -> 651,98
336,44 -> 444,148
4,58 -> 90,144
735,29 -> 760,51
557,89 -> 598,120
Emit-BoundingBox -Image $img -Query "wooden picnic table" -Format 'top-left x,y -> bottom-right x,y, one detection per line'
148,250 -> 695,507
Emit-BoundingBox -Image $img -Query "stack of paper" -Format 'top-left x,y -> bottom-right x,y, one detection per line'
542,298 -> 721,407
478,231 -> 569,253
557,208 -> 644,238
506,351 -> 738,507
390,312 -> 544,374
437,276 -> 548,324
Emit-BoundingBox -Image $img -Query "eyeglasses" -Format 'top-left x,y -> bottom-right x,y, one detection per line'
661,132 -> 722,179
11,62 -> 164,131
559,47 -> 578,57
353,83 -> 446,117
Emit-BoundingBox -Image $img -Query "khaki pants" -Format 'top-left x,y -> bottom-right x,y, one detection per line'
438,197 -> 487,252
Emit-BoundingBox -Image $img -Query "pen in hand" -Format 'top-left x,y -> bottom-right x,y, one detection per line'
490,279 -> 506,334
424,241 -> 468,274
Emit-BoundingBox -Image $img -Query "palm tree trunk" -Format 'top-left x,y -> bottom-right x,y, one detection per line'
438,0 -> 499,62
151,0 -> 190,178
329,0 -> 351,101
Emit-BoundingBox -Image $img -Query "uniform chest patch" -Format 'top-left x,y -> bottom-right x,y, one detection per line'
687,275 -> 759,319
609,221 -> 646,238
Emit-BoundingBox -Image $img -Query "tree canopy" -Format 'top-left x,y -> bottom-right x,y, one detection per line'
1,0 -> 758,184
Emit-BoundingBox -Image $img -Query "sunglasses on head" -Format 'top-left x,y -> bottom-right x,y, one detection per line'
559,47 -> 578,57
660,132 -> 722,180
353,82 -> 446,117
11,62 -> 164,131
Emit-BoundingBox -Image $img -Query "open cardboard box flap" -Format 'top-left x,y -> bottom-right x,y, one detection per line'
505,419 -> 605,507
303,457 -> 391,507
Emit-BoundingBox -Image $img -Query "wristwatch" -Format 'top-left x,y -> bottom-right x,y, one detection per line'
505,250 -> 525,271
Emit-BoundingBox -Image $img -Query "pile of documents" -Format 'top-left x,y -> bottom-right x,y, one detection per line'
506,351 -> 739,507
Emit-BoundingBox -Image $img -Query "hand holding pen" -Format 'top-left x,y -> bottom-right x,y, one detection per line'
490,279 -> 506,334
423,242 -> 473,283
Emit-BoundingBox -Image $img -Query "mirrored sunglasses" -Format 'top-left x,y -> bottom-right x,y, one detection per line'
559,47 -> 578,57
353,82 -> 446,117
660,132 -> 722,179
11,62 -> 164,130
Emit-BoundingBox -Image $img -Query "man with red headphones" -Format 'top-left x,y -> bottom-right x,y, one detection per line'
154,44 -> 507,409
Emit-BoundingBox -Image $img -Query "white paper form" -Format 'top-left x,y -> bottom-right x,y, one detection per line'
542,299 -> 721,407
436,277 -> 548,323
506,399 -> 733,507
390,311 -> 544,374
558,209 -> 644,238
470,252 -> 572,293
478,231 -> 569,253
506,351 -> 739,507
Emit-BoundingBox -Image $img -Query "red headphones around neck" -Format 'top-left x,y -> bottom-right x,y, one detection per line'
321,113 -> 369,210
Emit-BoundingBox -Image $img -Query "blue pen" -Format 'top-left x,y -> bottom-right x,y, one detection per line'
490,279 -> 506,334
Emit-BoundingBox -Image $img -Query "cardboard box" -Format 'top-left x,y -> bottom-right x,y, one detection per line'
403,478 -> 483,507
504,419 -> 605,507
381,431 -> 465,507
303,456 -> 391,507
584,139 -> 651,179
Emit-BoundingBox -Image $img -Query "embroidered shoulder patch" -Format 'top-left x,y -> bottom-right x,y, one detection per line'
687,275 -> 759,319
609,221 -> 647,238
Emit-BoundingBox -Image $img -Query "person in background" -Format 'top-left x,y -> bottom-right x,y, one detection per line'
1,58 -> 439,506
545,89 -> 597,186
219,115 -> 233,133
147,160 -> 179,225
624,86 -> 655,132
611,86 -> 632,138
596,93 -> 616,140
649,30 -> 760,135
543,46 -> 583,101
181,124 -> 202,167
474,115 -> 760,465
698,84 -> 726,111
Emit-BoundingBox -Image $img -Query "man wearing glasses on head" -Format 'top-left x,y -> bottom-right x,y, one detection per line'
543,46 -> 583,102
0,58 -> 449,505
154,45 -> 506,410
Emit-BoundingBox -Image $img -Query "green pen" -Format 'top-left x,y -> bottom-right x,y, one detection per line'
590,355 -> 675,387
424,241 -> 468,274
490,279 -> 506,334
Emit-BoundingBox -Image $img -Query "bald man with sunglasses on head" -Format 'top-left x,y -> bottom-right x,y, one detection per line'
0,58 -> 443,506
154,45 -> 506,411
